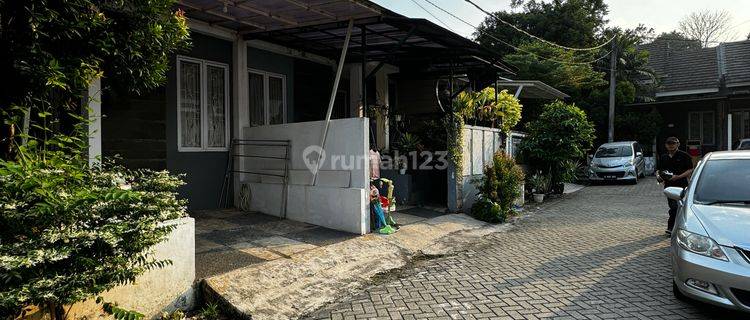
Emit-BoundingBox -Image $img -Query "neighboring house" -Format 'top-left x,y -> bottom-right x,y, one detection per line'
89,0 -> 517,234
630,39 -> 750,155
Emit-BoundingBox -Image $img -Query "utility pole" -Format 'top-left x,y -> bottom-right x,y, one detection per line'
608,38 -> 617,143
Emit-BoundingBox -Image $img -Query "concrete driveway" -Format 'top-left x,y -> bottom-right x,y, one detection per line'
305,178 -> 748,319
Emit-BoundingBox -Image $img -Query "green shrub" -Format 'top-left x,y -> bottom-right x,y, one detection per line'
0,129 -> 187,319
527,172 -> 550,194
470,197 -> 505,223
472,151 -> 525,222
519,101 -> 595,190
199,302 -> 220,320
453,88 -> 522,132
160,309 -> 186,320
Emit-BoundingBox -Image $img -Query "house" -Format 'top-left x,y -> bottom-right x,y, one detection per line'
89,0 -> 517,234
630,39 -> 750,155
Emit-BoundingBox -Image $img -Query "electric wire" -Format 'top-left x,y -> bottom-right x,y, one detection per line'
408,0 -> 451,30
421,0 -> 612,66
464,0 -> 616,52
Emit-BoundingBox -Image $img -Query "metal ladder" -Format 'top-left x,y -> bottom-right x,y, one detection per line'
219,138 -> 291,218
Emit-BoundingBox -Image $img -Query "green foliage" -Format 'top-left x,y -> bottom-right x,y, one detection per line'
1,0 -> 190,159
475,88 -> 523,132
453,88 -> 523,132
615,109 -> 663,147
470,198 -> 504,224
101,299 -> 145,320
0,0 -> 190,104
160,309 -> 186,320
475,0 -> 609,56
473,152 -> 525,221
503,42 -> 607,98
652,31 -> 702,50
475,2 -> 659,147
527,172 -> 550,194
395,133 -> 423,154
0,127 -> 187,318
445,111 -> 465,174
199,302 -> 220,320
519,101 -> 595,186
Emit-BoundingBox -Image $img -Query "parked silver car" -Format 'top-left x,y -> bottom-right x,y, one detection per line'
588,141 -> 646,184
665,150 -> 750,312
733,138 -> 750,150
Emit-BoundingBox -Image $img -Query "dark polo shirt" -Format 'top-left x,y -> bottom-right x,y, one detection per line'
657,150 -> 693,188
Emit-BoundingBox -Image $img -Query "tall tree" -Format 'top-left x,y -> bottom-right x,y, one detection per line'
474,0 -> 609,55
0,0 -> 190,159
678,9 -> 735,47
652,31 -> 702,51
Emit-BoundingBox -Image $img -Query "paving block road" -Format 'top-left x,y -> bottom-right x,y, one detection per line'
305,178 -> 748,320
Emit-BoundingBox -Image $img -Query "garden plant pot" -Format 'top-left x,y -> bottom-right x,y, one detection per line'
533,193 -> 545,203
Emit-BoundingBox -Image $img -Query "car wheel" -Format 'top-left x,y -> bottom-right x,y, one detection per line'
673,280 -> 689,302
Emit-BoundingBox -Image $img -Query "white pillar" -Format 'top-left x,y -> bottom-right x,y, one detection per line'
728,113 -> 733,150
232,36 -> 248,206
349,63 -> 363,118
375,70 -> 389,151
87,77 -> 102,166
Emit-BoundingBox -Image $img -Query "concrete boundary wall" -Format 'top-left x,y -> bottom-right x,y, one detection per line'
238,118 -> 370,234
449,126 -> 520,212
64,217 -> 196,319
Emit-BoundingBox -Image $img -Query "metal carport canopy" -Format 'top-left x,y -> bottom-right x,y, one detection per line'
495,80 -> 569,100
176,0 -> 515,74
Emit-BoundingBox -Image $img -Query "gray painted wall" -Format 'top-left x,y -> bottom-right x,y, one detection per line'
166,32 -> 233,210
102,82 -> 167,170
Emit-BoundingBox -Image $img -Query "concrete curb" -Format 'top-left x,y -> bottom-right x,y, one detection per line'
201,213 -> 510,320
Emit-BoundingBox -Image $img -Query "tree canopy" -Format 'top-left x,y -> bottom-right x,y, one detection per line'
1,0 -> 190,158
474,0 -> 661,147
475,0 -> 609,56
678,9 -> 735,47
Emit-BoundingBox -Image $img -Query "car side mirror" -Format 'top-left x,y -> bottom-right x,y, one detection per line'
664,187 -> 684,201
636,152 -> 643,157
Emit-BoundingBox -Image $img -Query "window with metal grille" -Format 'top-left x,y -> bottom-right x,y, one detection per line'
177,56 -> 229,152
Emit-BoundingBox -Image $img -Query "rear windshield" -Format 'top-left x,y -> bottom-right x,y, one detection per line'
694,159 -> 750,203
595,146 -> 633,158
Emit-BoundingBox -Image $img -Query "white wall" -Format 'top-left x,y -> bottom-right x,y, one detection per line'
461,125 -> 505,210
237,118 -> 370,234
66,217 -> 196,319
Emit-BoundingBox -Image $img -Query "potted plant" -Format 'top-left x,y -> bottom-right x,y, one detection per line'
395,157 -> 407,175
528,172 -> 550,203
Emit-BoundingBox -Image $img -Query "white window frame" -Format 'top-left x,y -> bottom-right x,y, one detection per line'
248,68 -> 287,126
688,111 -> 715,145
177,56 -> 230,152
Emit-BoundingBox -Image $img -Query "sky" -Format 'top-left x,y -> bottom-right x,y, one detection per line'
370,0 -> 750,45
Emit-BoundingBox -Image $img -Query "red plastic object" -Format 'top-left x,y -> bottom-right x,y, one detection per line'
379,196 -> 389,208
688,146 -> 701,157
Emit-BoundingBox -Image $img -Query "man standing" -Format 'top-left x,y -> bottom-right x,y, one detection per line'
656,137 -> 694,235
